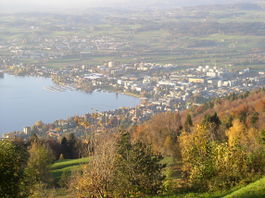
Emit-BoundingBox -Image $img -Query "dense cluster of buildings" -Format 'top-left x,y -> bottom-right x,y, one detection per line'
2,60 -> 265,139
0,32 -> 126,67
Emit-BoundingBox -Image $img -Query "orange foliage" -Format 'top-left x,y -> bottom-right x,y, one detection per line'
132,112 -> 182,156
185,89 -> 265,128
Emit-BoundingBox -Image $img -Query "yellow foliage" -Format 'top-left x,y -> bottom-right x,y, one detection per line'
227,119 -> 261,150
226,119 -> 247,147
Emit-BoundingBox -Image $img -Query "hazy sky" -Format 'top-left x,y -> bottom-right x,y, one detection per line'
0,0 -> 251,12
0,0 -> 108,8
0,0 -> 121,12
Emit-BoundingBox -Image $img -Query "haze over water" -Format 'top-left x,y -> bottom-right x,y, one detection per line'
0,74 -> 139,135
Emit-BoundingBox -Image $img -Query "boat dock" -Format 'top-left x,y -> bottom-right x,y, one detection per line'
43,85 -> 74,92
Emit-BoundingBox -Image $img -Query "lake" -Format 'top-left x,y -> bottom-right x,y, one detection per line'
0,74 -> 140,135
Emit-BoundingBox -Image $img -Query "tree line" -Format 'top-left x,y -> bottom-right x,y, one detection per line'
0,132 -> 90,198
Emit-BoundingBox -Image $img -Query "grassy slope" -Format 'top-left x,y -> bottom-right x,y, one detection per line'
48,158 -> 89,198
50,157 -> 89,181
223,177 -> 265,198
50,158 -> 265,198
149,190 -> 236,198
152,177 -> 265,198
150,192 -> 223,198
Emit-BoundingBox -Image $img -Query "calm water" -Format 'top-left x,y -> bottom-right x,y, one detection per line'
0,74 -> 139,135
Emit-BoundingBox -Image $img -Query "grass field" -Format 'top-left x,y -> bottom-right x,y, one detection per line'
47,158 -> 90,198
50,157 -> 89,181
223,177 -> 265,198
151,177 -> 265,198
150,191 -> 230,198
2,6 -> 265,69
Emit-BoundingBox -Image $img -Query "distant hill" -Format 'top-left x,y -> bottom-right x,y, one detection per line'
98,0 -> 263,9
123,0 -> 253,8
0,0 -> 262,13
87,0 -> 263,10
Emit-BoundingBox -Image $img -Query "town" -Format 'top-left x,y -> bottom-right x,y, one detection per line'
2,61 -> 265,139
2,5 -> 265,139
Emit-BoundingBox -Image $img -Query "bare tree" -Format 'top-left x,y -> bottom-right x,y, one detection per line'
70,134 -> 117,198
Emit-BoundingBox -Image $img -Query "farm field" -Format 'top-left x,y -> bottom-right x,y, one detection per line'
1,3 -> 265,69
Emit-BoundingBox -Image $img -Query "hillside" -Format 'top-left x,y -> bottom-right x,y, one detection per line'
151,176 -> 265,198
50,157 -> 89,182
132,89 -> 265,156
1,0 -> 256,11
49,158 -> 265,198
186,89 -> 265,128
224,177 -> 265,198
4,89 -> 265,198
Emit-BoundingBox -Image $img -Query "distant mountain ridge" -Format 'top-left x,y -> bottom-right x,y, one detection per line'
0,0 -> 262,13
105,0 -> 262,9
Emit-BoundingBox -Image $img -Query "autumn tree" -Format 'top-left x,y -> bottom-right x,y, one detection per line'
180,118 -> 265,191
226,120 -> 265,173
70,135 -> 116,198
25,141 -> 55,189
211,142 -> 249,189
226,119 -> 247,147
180,125 -> 216,190
132,112 -> 182,157
70,132 -> 165,198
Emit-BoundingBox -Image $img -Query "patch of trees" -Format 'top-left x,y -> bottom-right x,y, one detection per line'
187,89 -> 265,129
33,133 -> 89,160
132,112 -> 182,157
70,132 -> 165,198
68,98 -> 265,195
0,138 -> 54,198
0,133 -> 90,197
138,113 -> 264,191
130,90 -> 265,192
0,140 -> 28,198
180,118 -> 265,191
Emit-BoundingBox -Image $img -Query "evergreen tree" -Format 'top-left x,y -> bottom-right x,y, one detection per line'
61,134 -> 79,159
67,133 -> 79,159
203,112 -> 221,128
202,112 -> 222,138
61,137 -> 70,159
184,114 -> 193,132
114,132 -> 165,197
